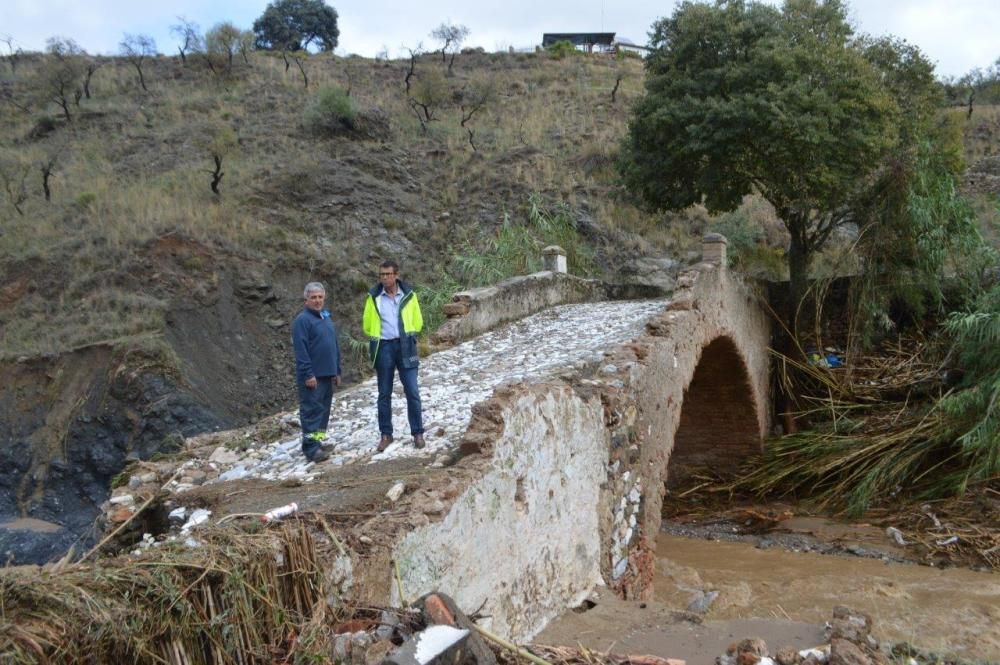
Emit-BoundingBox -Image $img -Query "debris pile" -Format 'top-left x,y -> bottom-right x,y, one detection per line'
714,606 -> 971,665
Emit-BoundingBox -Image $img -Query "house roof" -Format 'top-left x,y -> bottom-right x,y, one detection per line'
542,33 -> 616,47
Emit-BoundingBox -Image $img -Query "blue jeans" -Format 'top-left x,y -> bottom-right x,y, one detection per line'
375,339 -> 423,436
298,377 -> 333,459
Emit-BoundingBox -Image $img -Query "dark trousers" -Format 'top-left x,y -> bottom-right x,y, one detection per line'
375,339 -> 423,436
298,376 -> 333,458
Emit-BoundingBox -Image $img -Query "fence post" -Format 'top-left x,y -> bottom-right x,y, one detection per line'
702,233 -> 728,266
542,245 -> 567,274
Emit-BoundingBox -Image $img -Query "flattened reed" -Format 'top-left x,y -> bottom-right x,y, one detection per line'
0,522 -> 330,665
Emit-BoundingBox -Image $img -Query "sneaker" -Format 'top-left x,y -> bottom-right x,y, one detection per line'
309,448 -> 330,463
377,434 -> 393,453
413,433 -> 426,449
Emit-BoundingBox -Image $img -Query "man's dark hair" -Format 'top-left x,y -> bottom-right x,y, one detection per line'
380,260 -> 399,273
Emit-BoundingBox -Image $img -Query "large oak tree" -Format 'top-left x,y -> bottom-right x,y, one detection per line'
621,0 -> 902,311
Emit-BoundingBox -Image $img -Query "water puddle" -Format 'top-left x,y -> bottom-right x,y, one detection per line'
538,532 -> 1000,662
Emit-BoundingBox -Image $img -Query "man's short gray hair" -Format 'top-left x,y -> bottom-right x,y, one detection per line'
303,282 -> 326,298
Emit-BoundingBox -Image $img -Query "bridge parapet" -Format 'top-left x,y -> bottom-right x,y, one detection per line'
430,248 -> 676,348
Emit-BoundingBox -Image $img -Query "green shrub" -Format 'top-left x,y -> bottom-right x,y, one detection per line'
304,86 -> 356,135
615,48 -> 642,61
545,40 -> 578,60
75,192 -> 97,209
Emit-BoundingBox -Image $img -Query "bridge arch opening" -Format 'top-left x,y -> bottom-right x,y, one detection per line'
667,335 -> 762,487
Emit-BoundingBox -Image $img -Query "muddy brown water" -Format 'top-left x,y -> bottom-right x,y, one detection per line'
538,533 -> 1000,663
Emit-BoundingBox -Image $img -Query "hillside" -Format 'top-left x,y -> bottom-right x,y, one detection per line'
0,48 -> 687,561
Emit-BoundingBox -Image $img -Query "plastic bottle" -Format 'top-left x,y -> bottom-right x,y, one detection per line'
261,502 -> 299,523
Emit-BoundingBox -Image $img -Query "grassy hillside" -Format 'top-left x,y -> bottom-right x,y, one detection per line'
0,49 -> 692,365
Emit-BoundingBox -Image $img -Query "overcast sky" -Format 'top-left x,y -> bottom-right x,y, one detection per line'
2,1 -> 997,78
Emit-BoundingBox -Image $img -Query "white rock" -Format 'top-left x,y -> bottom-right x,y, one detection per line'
613,557 -> 628,579
209,446 -> 241,464
387,481 -> 406,502
218,465 -> 249,482
180,508 -> 211,533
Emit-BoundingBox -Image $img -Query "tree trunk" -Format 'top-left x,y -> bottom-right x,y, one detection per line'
787,223 -> 811,334
134,62 -> 147,91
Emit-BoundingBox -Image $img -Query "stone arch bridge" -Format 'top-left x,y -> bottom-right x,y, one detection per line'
110,235 -> 773,644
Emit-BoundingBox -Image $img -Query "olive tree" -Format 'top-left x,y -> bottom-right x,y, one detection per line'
119,33 -> 156,91
41,37 -> 86,122
430,21 -> 469,74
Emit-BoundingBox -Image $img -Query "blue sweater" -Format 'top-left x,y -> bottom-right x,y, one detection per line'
292,308 -> 341,382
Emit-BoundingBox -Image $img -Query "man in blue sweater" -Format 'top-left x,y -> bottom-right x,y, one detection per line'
292,282 -> 341,463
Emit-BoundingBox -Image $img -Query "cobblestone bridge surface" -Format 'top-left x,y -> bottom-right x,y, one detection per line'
168,299 -> 665,493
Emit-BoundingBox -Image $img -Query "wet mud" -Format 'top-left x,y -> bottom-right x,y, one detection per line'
538,529 -> 1000,663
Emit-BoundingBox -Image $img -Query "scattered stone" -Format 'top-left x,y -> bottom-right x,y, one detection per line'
109,494 -> 135,507
830,607 -> 871,643
686,589 -> 719,614
775,647 -> 799,665
422,593 -> 456,626
180,508 -> 211,534
442,302 -> 470,317
208,446 -> 241,464
386,482 -> 406,503
109,507 -> 134,523
799,646 -> 829,663
218,465 -> 248,482
829,639 -> 870,665
731,638 -> 769,659
383,625 -> 469,665
364,639 -> 394,665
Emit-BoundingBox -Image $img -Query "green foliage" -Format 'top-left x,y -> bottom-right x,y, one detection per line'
545,40 -> 578,60
39,38 -> 87,121
253,0 -> 339,52
418,195 -> 597,335
205,22 -> 243,70
418,273 -> 463,335
110,471 -> 129,489
454,194 -> 594,285
850,134 -> 987,344
620,0 -> 904,308
205,124 -> 238,159
938,282 -> 1000,490
303,86 -> 356,134
75,191 -> 97,208
708,203 -> 785,280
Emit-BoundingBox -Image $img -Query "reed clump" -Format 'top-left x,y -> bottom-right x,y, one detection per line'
0,522 -> 333,665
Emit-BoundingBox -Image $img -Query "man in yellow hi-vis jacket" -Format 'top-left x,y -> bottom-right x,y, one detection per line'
363,260 -> 425,453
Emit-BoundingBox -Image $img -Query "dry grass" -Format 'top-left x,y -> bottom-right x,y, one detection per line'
1,48 -> 678,361
0,521 -> 336,665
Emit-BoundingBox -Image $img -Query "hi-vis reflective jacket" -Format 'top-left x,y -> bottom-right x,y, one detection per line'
362,280 -> 423,368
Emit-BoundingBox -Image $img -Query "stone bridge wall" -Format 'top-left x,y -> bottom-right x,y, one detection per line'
385,245 -> 772,642
429,247 -> 673,348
